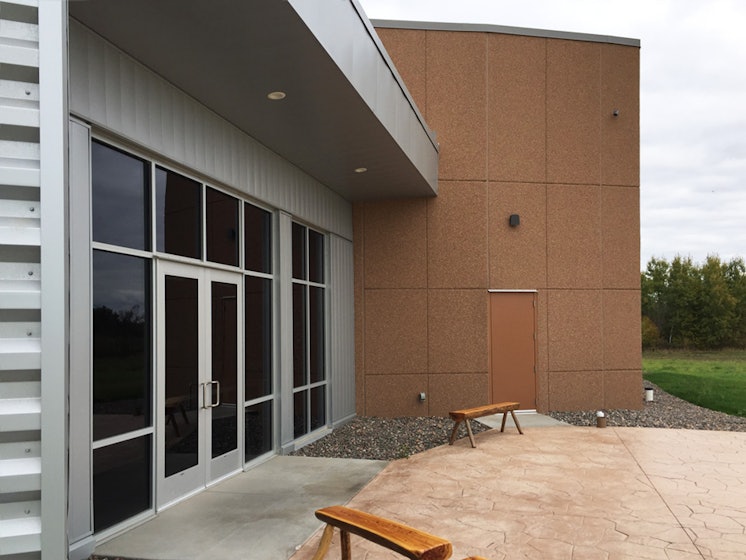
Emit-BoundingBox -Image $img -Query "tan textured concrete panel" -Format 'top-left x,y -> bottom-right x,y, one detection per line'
375,28 -> 428,116
428,290 -> 488,373
363,199 -> 427,289
428,373 -> 489,417
364,374 -> 430,417
547,40 -> 601,185
487,34 -> 546,183
548,370 -> 604,411
547,185 -> 602,288
547,289 -> 603,371
364,289 -> 427,374
427,181 -> 488,288
488,182 -> 547,289
601,43 -> 640,187
426,30 -> 487,181
603,290 -> 642,370
352,204 -> 365,413
602,186 -> 640,289
536,290 -> 549,412
604,370 -> 643,410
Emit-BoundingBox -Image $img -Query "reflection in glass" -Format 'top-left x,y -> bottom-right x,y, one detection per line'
245,400 -> 272,462
244,203 -> 272,273
308,229 -> 324,283
92,251 -> 151,441
93,435 -> 151,531
311,386 -> 325,432
206,187 -> 239,266
92,140 -> 150,250
155,166 -> 201,259
292,284 -> 306,388
310,286 -> 325,384
211,281 -> 238,459
164,276 -> 199,478
292,222 -> 306,280
293,390 -> 307,439
245,276 -> 272,400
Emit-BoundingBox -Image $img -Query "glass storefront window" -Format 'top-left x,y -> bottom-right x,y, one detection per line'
93,435 -> 152,532
244,202 -> 272,274
155,166 -> 202,259
245,401 -> 272,462
92,250 -> 151,442
245,276 -> 272,400
206,187 -> 239,267
92,140 -> 150,250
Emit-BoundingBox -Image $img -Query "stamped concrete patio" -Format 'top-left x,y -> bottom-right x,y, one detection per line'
291,426 -> 746,560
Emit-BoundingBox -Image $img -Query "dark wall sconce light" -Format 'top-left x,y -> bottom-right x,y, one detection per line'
509,214 -> 520,227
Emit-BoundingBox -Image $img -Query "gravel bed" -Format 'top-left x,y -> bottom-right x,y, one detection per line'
293,382 -> 746,461
291,416 -> 489,461
548,381 -> 746,431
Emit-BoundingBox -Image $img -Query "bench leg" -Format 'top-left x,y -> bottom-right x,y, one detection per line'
465,419 -> 477,448
340,529 -> 351,560
510,410 -> 524,434
500,411 -> 508,432
312,524 -> 335,560
449,420 -> 462,445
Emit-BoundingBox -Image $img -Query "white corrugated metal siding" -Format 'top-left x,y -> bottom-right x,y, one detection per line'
0,0 -> 42,555
328,234 -> 355,425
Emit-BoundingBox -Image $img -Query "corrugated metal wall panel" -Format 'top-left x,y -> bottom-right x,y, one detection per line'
0,0 -> 42,555
68,19 -> 353,241
329,234 -> 356,425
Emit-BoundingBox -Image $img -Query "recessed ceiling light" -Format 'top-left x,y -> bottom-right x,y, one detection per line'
267,91 -> 286,100
354,167 -> 367,173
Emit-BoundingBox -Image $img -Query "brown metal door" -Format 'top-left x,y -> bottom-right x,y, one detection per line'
489,291 -> 537,409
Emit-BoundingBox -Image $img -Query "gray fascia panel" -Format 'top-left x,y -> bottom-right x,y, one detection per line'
289,0 -> 439,187
372,19 -> 640,48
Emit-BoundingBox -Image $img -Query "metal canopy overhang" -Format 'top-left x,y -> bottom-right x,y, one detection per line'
69,0 -> 438,201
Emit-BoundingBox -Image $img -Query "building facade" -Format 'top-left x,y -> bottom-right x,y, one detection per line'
354,21 -> 642,417
0,1 -> 639,558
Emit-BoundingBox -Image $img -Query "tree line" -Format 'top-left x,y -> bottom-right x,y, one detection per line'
641,255 -> 746,349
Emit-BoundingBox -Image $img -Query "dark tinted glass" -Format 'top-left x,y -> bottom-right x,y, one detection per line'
292,222 -> 306,280
308,229 -> 324,283
164,275 -> 199,477
292,284 -> 306,388
92,140 -> 150,250
206,187 -> 239,266
244,203 -> 272,273
311,386 -> 325,431
92,250 -> 151,441
245,276 -> 272,400
309,286 -> 325,384
211,281 -> 238,459
93,435 -> 152,531
245,400 -> 272,462
155,166 -> 201,259
293,390 -> 307,439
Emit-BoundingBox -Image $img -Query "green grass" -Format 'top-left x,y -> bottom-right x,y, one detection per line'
643,349 -> 746,417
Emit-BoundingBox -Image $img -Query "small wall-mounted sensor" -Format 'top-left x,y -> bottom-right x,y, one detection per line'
612,109 -> 620,117
418,392 -> 426,402
509,214 -> 520,227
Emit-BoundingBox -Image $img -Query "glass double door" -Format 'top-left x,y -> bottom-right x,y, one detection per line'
156,261 -> 242,507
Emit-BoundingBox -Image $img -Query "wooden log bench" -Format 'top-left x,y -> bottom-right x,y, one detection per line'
312,505 -> 487,560
449,402 -> 523,448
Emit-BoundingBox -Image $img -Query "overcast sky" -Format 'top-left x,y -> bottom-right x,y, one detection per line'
359,0 -> 746,269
